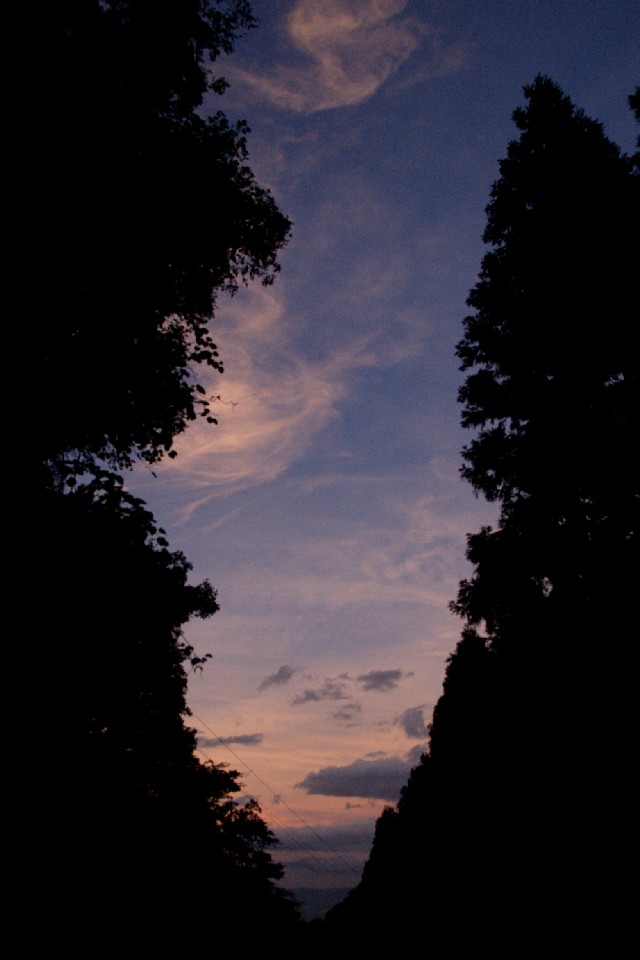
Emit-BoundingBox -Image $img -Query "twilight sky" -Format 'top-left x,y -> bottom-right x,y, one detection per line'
128,0 -> 639,915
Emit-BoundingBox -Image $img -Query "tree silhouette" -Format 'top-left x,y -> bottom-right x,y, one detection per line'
32,473 -> 301,948
324,77 -> 639,950
450,74 -> 638,949
24,3 -> 301,947
34,0 -> 290,477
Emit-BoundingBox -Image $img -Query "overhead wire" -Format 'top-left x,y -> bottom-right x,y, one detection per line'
192,712 -> 366,886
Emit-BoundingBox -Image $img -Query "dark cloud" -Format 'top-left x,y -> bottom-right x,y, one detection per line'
293,690 -> 322,704
292,680 -> 349,705
296,753 -> 414,801
357,669 -> 414,692
406,743 -> 428,764
258,664 -> 296,691
395,705 -> 428,739
330,703 -> 361,725
199,733 -> 263,746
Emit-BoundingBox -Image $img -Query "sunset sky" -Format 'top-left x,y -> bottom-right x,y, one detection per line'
128,0 -> 639,914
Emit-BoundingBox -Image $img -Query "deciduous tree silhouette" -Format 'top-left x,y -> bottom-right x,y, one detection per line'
25,2 -> 300,947
34,0 -> 290,477
34,473 -> 301,948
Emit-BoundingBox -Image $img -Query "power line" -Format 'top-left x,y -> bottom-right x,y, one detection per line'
194,744 -> 352,890
192,712 -> 365,885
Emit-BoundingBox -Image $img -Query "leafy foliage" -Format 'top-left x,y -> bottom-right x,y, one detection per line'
27,3 -> 301,946
35,0 -> 291,473
35,473 -> 301,946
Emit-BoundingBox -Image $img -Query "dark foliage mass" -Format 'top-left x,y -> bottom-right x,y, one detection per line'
35,475 -> 300,948
34,0 -> 290,475
23,8 -> 638,944
323,77 -> 638,949
25,1 -> 300,949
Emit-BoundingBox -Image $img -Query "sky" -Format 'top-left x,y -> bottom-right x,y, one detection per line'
128,0 -> 639,918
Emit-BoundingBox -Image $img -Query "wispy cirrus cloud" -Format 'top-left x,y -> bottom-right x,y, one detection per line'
156,286 -> 381,511
230,0 -> 428,112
